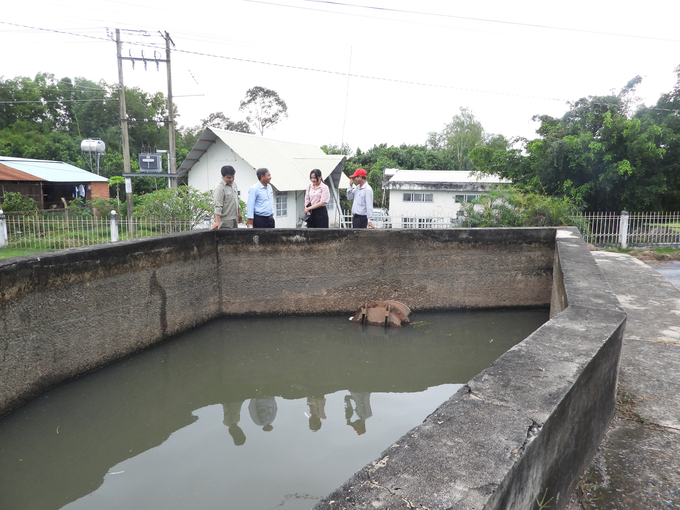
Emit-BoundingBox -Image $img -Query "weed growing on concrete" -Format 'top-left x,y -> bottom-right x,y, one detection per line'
574,469 -> 604,508
535,488 -> 553,509
615,389 -> 661,429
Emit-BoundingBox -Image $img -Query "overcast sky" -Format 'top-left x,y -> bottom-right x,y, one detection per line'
2,0 -> 679,154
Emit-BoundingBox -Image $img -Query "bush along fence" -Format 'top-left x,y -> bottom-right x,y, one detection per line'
0,209 -> 209,252
2,209 -> 679,252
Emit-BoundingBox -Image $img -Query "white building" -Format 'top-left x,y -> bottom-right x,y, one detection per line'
384,169 -> 510,228
178,128 -> 349,228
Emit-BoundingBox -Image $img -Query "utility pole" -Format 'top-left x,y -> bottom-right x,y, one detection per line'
116,29 -> 135,234
164,31 -> 177,188
115,29 -> 178,229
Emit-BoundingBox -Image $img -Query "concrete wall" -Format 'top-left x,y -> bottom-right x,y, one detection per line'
0,227 -> 625,510
314,228 -> 625,510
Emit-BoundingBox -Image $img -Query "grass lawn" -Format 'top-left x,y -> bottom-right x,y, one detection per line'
0,247 -> 55,259
650,222 -> 680,232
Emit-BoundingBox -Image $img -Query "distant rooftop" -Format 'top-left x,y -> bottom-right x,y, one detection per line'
386,169 -> 510,184
0,156 -> 108,183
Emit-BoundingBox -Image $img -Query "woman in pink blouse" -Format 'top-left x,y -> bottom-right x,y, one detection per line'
304,169 -> 330,228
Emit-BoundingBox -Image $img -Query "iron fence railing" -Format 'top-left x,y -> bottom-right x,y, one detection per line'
341,210 -> 461,229
342,210 -> 680,247
573,212 -> 680,246
2,209 -> 679,252
0,209 -> 205,252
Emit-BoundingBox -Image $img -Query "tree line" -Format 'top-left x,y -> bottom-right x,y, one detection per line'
328,69 -> 680,213
0,73 -> 286,196
3,69 -> 680,212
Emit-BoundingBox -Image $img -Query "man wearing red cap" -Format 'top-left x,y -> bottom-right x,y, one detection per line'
347,168 -> 374,228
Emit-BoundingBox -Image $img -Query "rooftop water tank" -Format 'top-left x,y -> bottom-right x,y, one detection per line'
81,139 -> 106,154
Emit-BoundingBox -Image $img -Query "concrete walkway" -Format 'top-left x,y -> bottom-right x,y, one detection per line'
567,254 -> 680,509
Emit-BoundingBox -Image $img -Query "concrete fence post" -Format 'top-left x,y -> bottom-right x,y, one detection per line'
619,210 -> 629,248
110,210 -> 119,243
0,209 -> 8,248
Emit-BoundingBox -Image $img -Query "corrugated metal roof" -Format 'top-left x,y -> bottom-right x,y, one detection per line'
291,157 -> 350,190
0,156 -> 109,183
177,129 -> 219,178
0,162 -> 45,181
387,170 -> 510,184
178,128 -> 347,192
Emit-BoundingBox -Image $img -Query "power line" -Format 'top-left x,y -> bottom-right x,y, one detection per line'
0,21 -> 570,104
1,20 -> 678,113
300,0 -> 680,44
244,0 -> 502,36
0,98 -> 118,104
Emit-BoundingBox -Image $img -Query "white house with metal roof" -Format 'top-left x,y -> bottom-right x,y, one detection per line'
0,156 -> 109,209
178,128 -> 349,228
384,169 -> 511,228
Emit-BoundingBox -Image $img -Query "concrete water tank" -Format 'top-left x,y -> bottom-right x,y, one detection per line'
81,139 -> 106,154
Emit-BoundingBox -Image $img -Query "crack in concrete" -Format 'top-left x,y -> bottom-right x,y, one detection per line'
362,479 -> 432,510
361,456 -> 433,510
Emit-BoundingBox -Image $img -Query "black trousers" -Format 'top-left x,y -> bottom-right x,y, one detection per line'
253,214 -> 275,228
352,214 -> 368,228
307,206 -> 329,228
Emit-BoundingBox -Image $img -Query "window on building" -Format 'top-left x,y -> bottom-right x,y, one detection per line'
403,192 -> 433,202
276,193 -> 287,217
455,194 -> 479,203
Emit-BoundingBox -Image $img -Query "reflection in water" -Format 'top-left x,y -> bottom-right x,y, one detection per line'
0,309 -> 548,510
345,392 -> 372,435
222,401 -> 246,446
306,397 -> 326,432
249,397 -> 278,432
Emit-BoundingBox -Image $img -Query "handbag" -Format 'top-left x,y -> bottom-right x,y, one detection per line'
301,188 -> 312,222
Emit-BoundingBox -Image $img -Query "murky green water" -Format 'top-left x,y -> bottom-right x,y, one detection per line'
0,309 -> 548,510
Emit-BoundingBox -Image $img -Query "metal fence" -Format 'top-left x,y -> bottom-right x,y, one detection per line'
341,210 -> 461,229
0,209 -> 201,251
342,210 -> 680,247
3,209 -> 679,252
573,211 -> 680,247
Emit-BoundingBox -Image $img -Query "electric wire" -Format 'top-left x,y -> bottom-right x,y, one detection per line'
0,21 -> 569,104
299,0 -> 680,44
1,21 -> 678,114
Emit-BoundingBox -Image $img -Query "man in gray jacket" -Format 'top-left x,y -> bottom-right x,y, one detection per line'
210,165 -> 242,229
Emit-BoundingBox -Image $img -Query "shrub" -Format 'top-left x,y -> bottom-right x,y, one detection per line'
461,188 -> 585,228
133,186 -> 213,224
0,192 -> 38,212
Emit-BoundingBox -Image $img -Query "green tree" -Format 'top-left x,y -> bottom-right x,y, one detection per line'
428,107 -> 495,170
180,112 -> 253,148
239,86 -> 288,136
321,143 -> 352,156
133,186 -> 213,224
199,112 -> 252,133
471,76 -> 676,212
